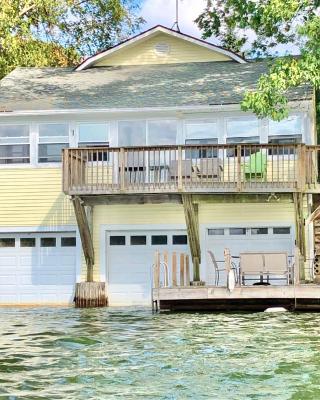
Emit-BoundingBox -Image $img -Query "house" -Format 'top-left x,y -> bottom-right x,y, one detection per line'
0,25 -> 318,310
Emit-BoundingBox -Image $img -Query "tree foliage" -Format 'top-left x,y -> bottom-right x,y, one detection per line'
0,0 -> 144,79
196,0 -> 320,120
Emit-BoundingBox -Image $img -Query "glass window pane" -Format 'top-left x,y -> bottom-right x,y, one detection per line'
130,235 -> 147,245
151,235 -> 167,245
148,121 -> 177,145
0,144 -> 30,164
227,119 -> 259,138
251,228 -> 268,235
268,135 -> 302,144
39,124 -> 69,138
61,237 -> 76,247
20,238 -> 36,247
38,143 -> 68,163
172,235 -> 188,245
118,121 -> 146,147
186,122 -> 218,140
0,125 -> 29,140
79,123 -> 109,143
0,238 -> 15,247
230,228 -> 246,235
226,136 -> 259,144
269,116 -> 302,135
110,236 -> 125,246
273,227 -> 291,234
208,229 -> 224,235
40,238 -> 56,247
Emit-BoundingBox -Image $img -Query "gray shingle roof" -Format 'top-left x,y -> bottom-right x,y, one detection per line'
0,61 -> 313,112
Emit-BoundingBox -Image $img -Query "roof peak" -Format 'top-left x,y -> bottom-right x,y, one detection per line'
75,25 -> 247,71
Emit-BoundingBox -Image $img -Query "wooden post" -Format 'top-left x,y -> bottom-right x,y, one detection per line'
182,194 -> 202,283
154,251 -> 160,288
163,251 -> 168,287
237,145 -> 242,192
172,252 -> 177,287
293,192 -> 306,262
120,148 -> 125,192
180,253 -> 185,286
178,146 -> 183,190
72,196 -> 95,282
185,254 -> 190,286
294,246 -> 301,284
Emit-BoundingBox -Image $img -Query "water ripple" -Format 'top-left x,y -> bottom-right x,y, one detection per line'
1,309 -> 320,399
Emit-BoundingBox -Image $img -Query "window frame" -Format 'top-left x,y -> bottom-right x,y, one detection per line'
37,123 -> 70,164
0,124 -> 30,165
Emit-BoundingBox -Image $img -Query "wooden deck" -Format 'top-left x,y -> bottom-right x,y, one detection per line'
62,144 -> 320,196
153,285 -> 320,311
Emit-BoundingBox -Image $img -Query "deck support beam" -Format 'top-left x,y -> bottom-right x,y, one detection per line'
293,193 -> 306,281
72,196 -> 95,282
182,194 -> 201,282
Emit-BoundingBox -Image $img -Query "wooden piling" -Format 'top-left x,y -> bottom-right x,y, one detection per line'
74,282 -> 107,308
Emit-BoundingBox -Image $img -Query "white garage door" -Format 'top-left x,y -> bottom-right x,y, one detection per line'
205,226 -> 295,285
107,230 -> 188,306
0,232 -> 77,305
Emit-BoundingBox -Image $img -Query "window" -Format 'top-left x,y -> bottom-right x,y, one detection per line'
0,125 -> 29,164
61,237 -> 76,247
273,227 -> 291,235
269,115 -> 302,136
118,121 -> 146,147
151,235 -> 167,245
172,235 -> 188,245
78,123 -> 109,147
148,121 -> 177,145
226,119 -> 259,156
0,238 -> 15,247
40,237 -> 56,247
226,136 -> 260,157
185,122 -> 218,158
38,124 -> 69,163
20,238 -> 36,247
208,229 -> 224,236
229,228 -> 246,235
251,228 -> 268,235
227,119 -> 259,138
130,235 -> 147,245
110,236 -> 125,246
268,135 -> 302,155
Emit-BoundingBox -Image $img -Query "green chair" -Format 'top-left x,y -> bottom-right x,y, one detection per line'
244,150 -> 267,180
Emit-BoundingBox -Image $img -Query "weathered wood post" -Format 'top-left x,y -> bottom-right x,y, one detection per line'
182,194 -> 204,285
72,196 -> 107,308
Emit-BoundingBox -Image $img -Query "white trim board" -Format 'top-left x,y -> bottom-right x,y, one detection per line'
0,100 -> 312,118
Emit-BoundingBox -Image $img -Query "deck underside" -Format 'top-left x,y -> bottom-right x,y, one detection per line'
153,285 -> 320,311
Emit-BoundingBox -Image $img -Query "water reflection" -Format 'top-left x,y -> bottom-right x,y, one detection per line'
1,308 -> 320,399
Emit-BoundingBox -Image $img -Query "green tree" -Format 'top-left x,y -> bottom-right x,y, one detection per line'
196,0 -> 320,121
0,0 -> 144,79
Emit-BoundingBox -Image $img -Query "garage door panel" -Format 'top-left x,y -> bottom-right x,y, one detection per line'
206,226 -> 294,286
107,230 -> 188,306
0,256 -> 17,267
0,232 -> 77,305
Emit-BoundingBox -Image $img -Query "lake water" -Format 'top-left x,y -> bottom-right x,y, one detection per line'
1,308 -> 320,399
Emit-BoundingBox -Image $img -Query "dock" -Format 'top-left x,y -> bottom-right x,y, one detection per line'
153,285 -> 320,312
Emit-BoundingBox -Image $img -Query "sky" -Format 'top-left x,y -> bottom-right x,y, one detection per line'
139,0 -> 300,55
140,0 -> 207,39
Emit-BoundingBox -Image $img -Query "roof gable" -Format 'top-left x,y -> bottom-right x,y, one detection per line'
76,25 -> 246,71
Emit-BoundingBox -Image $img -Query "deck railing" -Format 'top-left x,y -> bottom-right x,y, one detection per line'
62,144 -> 320,195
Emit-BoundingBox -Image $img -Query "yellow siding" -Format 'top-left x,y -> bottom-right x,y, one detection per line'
87,201 -> 295,280
94,32 -> 231,66
199,202 -> 295,224
0,168 -> 75,227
